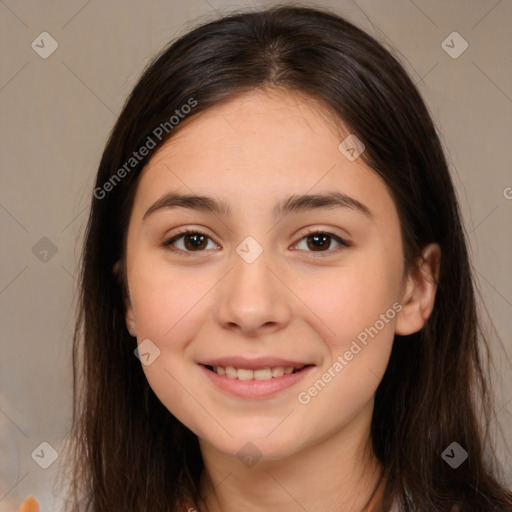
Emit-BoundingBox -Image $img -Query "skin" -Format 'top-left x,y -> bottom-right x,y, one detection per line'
123,88 -> 440,512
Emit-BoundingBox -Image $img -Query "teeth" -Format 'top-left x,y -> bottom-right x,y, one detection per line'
271,367 -> 284,378
212,365 -> 305,380
237,368 -> 253,381
254,368 -> 272,380
226,366 -> 237,379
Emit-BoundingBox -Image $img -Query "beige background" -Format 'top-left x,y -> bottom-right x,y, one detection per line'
1,0 -> 511,509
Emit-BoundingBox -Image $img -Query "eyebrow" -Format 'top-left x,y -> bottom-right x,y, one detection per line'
142,190 -> 373,221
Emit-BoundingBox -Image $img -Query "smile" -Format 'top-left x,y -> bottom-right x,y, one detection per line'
206,364 -> 307,380
200,364 -> 315,398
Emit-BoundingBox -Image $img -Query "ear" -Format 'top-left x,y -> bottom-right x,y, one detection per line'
395,243 -> 441,336
113,259 -> 137,338
125,297 -> 137,338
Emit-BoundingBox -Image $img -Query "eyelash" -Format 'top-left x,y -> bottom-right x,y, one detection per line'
162,227 -> 351,258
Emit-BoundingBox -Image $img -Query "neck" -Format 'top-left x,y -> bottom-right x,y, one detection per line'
196,402 -> 383,512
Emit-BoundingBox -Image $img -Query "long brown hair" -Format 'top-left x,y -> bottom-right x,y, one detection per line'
57,5 -> 512,511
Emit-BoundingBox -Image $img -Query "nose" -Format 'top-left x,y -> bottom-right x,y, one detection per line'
214,248 -> 292,337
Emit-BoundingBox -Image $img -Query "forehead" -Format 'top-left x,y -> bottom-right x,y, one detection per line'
131,89 -> 396,225
147,88 -> 344,166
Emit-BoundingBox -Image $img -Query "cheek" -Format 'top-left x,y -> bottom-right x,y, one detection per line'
128,259 -> 213,430
296,255 -> 402,350
291,254 -> 402,420
293,266 -> 399,424
129,253 -> 213,343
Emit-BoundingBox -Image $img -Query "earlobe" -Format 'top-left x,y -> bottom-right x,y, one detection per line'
113,259 -> 136,337
125,297 -> 137,338
395,243 -> 441,336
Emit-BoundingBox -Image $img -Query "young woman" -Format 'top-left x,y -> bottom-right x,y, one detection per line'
21,5 -> 510,511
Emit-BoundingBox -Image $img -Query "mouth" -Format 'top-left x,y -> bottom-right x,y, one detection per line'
199,362 -> 315,398
203,364 -> 312,380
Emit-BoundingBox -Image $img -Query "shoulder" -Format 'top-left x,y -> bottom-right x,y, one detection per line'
181,498 -> 198,511
18,496 -> 40,512
19,495 -> 198,511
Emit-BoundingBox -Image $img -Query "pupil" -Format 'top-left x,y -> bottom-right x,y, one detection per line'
185,234 -> 206,250
308,234 -> 329,251
182,233 -> 332,252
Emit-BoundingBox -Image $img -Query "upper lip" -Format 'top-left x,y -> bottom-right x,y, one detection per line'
199,357 -> 314,370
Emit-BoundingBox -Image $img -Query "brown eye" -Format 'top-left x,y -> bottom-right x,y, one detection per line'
164,230 -> 218,253
294,231 -> 350,254
182,233 -> 208,251
306,233 -> 331,251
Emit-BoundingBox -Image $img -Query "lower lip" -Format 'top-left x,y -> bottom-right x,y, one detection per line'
200,364 -> 315,398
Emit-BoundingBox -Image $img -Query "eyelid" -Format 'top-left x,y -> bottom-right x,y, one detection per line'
163,227 -> 219,257
298,226 -> 351,244
291,226 -> 351,257
166,226 -> 216,241
162,226 -> 351,257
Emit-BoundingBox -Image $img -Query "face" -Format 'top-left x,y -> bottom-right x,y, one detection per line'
123,88 -> 410,462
